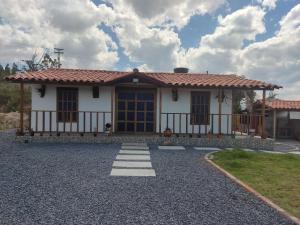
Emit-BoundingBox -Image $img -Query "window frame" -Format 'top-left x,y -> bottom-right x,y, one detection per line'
190,91 -> 210,125
56,87 -> 79,123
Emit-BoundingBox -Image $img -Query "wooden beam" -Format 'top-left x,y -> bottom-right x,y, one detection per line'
218,89 -> 222,134
273,109 -> 277,139
20,83 -> 24,135
261,89 -> 266,138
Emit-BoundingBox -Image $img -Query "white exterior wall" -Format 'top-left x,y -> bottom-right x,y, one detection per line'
157,88 -> 232,134
31,84 -> 232,134
31,84 -> 112,132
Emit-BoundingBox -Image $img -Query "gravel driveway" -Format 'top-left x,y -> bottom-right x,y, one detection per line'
0,135 -> 295,224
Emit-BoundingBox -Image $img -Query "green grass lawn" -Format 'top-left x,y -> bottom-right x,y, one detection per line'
212,150 -> 300,218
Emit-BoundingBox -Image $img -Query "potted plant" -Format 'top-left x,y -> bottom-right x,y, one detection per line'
105,123 -> 112,135
163,128 -> 172,137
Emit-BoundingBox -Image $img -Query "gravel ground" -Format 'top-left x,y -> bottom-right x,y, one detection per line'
0,134 -> 296,225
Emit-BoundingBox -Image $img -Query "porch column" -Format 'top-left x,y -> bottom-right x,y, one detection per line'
111,86 -> 115,133
218,89 -> 222,134
261,89 -> 266,138
273,109 -> 277,139
19,82 -> 24,135
159,88 -> 162,134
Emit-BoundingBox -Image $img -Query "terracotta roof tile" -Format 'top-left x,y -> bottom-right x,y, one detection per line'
265,99 -> 300,110
6,68 -> 281,90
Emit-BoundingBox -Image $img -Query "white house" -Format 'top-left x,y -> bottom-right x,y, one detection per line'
7,67 -> 280,137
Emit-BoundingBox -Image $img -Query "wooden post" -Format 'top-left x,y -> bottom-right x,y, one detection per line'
218,89 -> 222,134
261,89 -> 266,138
111,86 -> 115,133
159,88 -> 162,134
273,109 -> 277,139
20,83 -> 24,135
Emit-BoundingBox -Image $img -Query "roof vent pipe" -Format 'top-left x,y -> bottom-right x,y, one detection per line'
174,67 -> 189,73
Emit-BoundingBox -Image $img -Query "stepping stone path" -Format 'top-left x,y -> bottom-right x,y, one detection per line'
158,145 -> 186,150
110,143 -> 156,177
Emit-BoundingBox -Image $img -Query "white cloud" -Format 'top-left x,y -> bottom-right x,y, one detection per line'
0,0 -> 119,69
115,25 -> 181,71
184,6 -> 266,73
200,6 -> 265,49
279,3 -> 300,34
0,0 -> 299,101
237,4 -> 300,99
106,0 -> 226,29
257,0 -> 277,10
98,0 -> 226,71
183,3 -> 300,100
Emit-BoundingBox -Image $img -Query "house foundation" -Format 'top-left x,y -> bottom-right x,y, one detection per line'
15,134 -> 274,150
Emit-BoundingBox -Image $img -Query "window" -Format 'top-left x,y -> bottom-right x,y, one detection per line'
92,86 -> 99,98
57,87 -> 78,122
191,92 -> 210,125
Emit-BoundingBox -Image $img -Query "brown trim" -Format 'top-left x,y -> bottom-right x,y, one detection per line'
261,89 -> 266,138
190,91 -> 211,125
105,72 -> 168,87
6,79 -> 281,90
159,88 -> 162,134
115,87 -> 157,133
273,109 -> 277,139
56,87 -> 79,123
111,86 -> 115,133
218,89 -> 222,134
19,83 -> 24,134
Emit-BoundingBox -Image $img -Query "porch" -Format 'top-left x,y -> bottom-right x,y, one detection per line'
24,110 -> 264,137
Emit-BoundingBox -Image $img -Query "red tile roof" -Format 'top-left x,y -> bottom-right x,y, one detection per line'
265,99 -> 300,110
6,68 -> 281,90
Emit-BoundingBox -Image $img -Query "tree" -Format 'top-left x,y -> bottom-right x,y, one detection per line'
4,64 -> 10,76
267,91 -> 277,100
232,89 -> 256,113
0,64 -> 4,80
11,63 -> 18,74
23,49 -> 61,71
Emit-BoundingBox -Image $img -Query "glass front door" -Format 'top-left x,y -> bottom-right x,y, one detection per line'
116,89 -> 155,132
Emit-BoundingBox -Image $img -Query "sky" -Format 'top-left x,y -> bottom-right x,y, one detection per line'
0,0 -> 299,99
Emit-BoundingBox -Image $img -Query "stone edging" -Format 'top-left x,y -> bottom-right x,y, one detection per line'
204,152 -> 300,225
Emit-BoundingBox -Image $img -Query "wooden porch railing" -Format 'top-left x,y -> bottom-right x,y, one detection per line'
23,110 -> 263,136
159,113 -> 263,136
27,110 -> 112,134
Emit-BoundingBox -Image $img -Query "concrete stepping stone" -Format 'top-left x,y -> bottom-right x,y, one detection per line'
113,161 -> 152,168
158,146 -> 186,150
122,142 -> 147,147
119,150 -> 150,155
121,145 -> 149,150
116,154 -> 150,161
193,147 -> 221,151
110,168 -> 156,177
